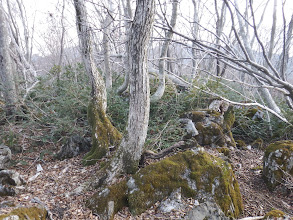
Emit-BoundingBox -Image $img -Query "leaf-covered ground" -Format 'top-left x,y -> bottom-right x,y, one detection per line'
0,144 -> 292,219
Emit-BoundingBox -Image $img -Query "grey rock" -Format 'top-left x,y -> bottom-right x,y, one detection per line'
186,201 -> 229,220
159,188 -> 186,213
55,135 -> 91,160
0,170 -> 25,197
0,144 -> 11,170
0,170 -> 25,186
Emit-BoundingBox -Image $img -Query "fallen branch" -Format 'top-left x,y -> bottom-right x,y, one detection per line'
140,140 -> 198,166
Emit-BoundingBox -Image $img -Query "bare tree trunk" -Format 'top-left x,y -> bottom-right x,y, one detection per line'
103,0 -> 113,90
74,0 -> 121,165
0,1 -> 17,117
57,0 -> 66,77
151,0 -> 178,102
191,0 -> 199,76
214,0 -> 226,76
117,0 -> 132,95
95,0 -> 155,186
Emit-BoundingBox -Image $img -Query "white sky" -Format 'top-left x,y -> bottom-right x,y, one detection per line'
19,0 -> 293,56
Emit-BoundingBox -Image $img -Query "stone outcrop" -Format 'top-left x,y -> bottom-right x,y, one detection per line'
55,135 -> 91,160
0,144 -> 11,170
263,140 -> 293,190
180,108 -> 236,148
86,149 -> 243,219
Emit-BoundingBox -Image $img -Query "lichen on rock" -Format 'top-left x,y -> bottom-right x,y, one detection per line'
86,150 -> 243,219
263,140 -> 293,190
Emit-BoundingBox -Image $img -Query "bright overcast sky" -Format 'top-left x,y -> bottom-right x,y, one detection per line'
20,0 -> 293,55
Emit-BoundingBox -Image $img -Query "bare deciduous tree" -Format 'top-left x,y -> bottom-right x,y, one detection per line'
74,0 -> 121,165
0,1 -> 17,117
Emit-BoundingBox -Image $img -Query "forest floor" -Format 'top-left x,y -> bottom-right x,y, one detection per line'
0,143 -> 292,219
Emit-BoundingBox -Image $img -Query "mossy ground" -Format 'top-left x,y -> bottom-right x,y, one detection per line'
0,206 -> 47,220
83,99 -> 122,165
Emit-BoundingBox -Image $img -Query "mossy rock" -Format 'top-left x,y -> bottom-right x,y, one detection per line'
86,150 -> 243,219
263,140 -> 293,190
183,109 -> 235,148
129,150 -> 242,217
263,209 -> 287,219
83,99 -> 122,165
86,180 -> 128,220
0,206 -> 47,220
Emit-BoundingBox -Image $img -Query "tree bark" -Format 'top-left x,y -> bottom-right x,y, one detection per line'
103,0 -> 113,90
117,0 -> 132,95
73,0 -> 121,165
93,0 -> 155,187
0,1 -> 17,117
151,0 -> 178,102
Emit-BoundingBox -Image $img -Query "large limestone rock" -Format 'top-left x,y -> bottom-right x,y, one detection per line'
0,206 -> 47,220
181,108 -> 236,148
86,150 -> 243,219
0,145 -> 11,170
263,140 -> 293,190
55,135 -> 91,160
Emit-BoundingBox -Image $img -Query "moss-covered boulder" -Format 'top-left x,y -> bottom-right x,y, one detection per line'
181,108 -> 235,148
0,206 -> 47,220
263,140 -> 293,190
87,150 -> 243,219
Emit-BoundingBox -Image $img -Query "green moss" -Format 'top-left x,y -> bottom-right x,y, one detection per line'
196,122 -> 226,147
129,150 -> 243,217
189,111 -> 206,122
236,140 -> 246,149
83,99 -> 122,165
245,108 -> 259,118
0,207 -> 47,220
217,147 -> 230,157
264,140 -> 293,158
263,209 -> 285,219
223,107 -> 235,130
86,180 -> 128,220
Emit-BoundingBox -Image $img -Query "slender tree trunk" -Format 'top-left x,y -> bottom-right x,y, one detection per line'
103,0 -> 113,90
0,1 -> 17,117
74,0 -> 121,165
191,0 -> 199,77
95,0 -> 155,186
151,0 -> 178,102
117,0 -> 132,95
